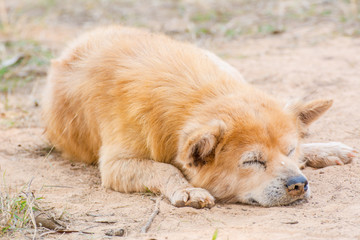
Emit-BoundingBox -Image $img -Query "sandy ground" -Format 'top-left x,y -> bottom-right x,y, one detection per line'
1,24 -> 360,239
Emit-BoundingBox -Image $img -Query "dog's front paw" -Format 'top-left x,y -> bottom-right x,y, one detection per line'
170,187 -> 215,209
304,142 -> 358,168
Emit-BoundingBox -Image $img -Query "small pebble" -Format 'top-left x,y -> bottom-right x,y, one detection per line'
105,228 -> 125,237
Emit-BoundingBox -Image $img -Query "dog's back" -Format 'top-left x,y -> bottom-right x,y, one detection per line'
42,26 -> 246,164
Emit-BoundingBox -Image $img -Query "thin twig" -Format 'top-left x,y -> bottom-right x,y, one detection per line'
140,196 -> 162,233
39,229 -> 94,237
86,212 -> 115,217
39,230 -> 56,238
42,185 -> 74,189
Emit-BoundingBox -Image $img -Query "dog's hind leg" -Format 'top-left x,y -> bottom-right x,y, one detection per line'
301,142 -> 358,168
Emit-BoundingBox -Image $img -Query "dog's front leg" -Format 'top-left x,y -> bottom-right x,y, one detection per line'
99,157 -> 215,209
301,142 -> 358,168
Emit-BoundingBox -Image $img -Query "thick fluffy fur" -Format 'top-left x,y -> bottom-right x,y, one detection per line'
42,26 -> 356,208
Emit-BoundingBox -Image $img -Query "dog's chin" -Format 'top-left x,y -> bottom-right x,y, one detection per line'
241,197 -> 304,207
240,188 -> 311,207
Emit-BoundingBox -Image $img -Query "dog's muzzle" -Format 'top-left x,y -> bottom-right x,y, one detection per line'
285,175 -> 309,197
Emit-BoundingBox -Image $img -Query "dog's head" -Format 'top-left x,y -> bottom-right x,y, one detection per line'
176,98 -> 333,206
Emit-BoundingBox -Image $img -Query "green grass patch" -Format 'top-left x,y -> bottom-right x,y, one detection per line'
212,228 -> 218,240
0,178 -> 42,236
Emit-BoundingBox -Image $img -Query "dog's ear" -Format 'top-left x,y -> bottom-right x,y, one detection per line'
178,120 -> 226,168
287,99 -> 333,126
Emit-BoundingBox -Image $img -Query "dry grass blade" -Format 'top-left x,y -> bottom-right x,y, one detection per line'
24,178 -> 37,240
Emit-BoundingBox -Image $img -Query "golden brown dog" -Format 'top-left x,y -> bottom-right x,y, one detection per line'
42,26 -> 356,208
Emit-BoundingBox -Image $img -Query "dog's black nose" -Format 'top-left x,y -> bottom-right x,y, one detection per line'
286,175 -> 308,196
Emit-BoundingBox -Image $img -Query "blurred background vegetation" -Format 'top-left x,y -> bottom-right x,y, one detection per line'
0,0 -> 359,127
1,0 -> 360,91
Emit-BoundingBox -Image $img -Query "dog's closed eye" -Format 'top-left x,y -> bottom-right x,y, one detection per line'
240,151 -> 267,169
243,159 -> 266,168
